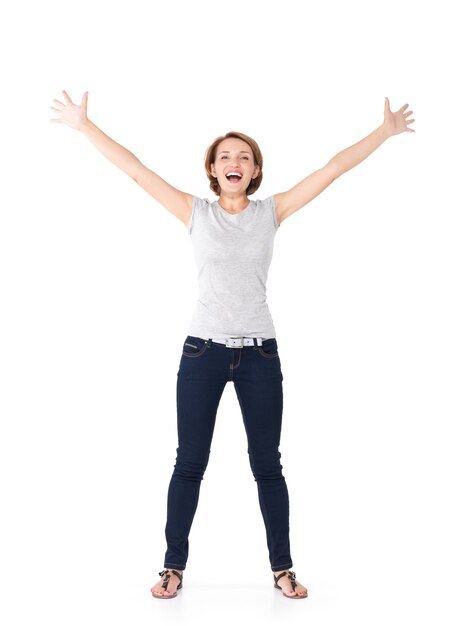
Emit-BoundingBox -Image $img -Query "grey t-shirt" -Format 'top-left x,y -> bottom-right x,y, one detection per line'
186,195 -> 280,340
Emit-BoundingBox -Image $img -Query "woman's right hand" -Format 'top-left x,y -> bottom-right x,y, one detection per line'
49,90 -> 89,131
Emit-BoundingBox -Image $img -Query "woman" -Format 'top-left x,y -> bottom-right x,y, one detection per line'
49,91 -> 415,599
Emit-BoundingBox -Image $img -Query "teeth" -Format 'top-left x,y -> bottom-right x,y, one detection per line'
226,172 -> 242,178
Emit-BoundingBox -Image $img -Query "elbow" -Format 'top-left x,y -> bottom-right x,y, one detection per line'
325,161 -> 342,181
129,159 -> 147,184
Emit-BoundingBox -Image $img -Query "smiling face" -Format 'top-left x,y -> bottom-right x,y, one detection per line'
210,138 -> 261,196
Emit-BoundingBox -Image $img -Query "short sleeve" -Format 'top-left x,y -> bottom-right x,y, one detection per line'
188,196 -> 209,235
267,195 -> 280,229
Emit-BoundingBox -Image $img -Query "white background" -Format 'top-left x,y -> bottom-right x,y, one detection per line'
1,0 -> 469,624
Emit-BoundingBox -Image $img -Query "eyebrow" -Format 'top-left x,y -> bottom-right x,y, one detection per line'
219,150 -> 251,154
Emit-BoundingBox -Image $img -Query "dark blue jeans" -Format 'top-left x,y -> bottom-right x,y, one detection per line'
163,335 -> 293,573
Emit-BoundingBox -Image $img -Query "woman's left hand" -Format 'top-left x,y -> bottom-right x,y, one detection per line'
383,97 -> 415,137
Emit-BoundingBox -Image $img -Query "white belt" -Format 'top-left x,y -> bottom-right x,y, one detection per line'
210,337 -> 266,348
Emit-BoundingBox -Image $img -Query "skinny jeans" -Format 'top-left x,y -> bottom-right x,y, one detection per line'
163,335 -> 293,573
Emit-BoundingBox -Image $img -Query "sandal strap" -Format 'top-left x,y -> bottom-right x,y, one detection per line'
158,568 -> 183,590
273,569 -> 297,591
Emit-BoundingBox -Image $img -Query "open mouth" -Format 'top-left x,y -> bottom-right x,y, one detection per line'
225,172 -> 243,183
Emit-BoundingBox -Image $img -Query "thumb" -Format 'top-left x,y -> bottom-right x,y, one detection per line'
81,91 -> 88,106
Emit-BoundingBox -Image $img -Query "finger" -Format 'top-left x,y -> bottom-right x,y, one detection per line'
62,90 -> 72,102
52,99 -> 65,108
404,110 -> 413,117
400,103 -> 409,112
49,118 -> 62,123
50,106 -> 62,113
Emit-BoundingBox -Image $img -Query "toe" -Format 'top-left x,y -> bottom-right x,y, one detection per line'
151,584 -> 167,597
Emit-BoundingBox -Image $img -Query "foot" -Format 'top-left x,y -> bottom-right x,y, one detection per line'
150,569 -> 183,598
273,569 -> 308,597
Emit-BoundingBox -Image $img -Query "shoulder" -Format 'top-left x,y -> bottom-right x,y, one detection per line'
188,196 -> 211,234
192,195 -> 211,209
253,195 -> 280,229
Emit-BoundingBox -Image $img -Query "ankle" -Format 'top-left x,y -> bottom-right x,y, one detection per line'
165,568 -> 183,573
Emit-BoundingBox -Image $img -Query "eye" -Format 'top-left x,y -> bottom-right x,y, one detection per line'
220,155 -> 228,159
242,156 -> 249,159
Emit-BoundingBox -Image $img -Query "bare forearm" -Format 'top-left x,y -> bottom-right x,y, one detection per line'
79,118 -> 142,179
327,123 -> 390,176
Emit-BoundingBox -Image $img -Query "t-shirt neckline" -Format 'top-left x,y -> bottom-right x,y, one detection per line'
215,200 -> 253,216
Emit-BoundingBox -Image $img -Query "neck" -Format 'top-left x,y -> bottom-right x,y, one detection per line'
217,194 -> 251,213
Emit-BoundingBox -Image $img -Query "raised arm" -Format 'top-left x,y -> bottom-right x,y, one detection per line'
274,97 -> 415,225
49,90 -> 192,227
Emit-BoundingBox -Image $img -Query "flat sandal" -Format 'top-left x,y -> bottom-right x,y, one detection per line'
151,569 -> 183,599
273,570 -> 308,599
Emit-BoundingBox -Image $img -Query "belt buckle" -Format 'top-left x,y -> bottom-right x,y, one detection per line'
227,337 -> 244,349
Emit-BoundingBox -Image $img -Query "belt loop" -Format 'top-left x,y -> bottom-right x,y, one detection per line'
207,338 -> 212,348
254,337 -> 260,349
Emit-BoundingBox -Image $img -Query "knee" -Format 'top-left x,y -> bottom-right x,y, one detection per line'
173,447 -> 210,482
248,448 -> 284,481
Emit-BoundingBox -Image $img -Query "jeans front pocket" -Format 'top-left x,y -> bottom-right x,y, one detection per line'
182,335 -> 208,358
257,338 -> 279,359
